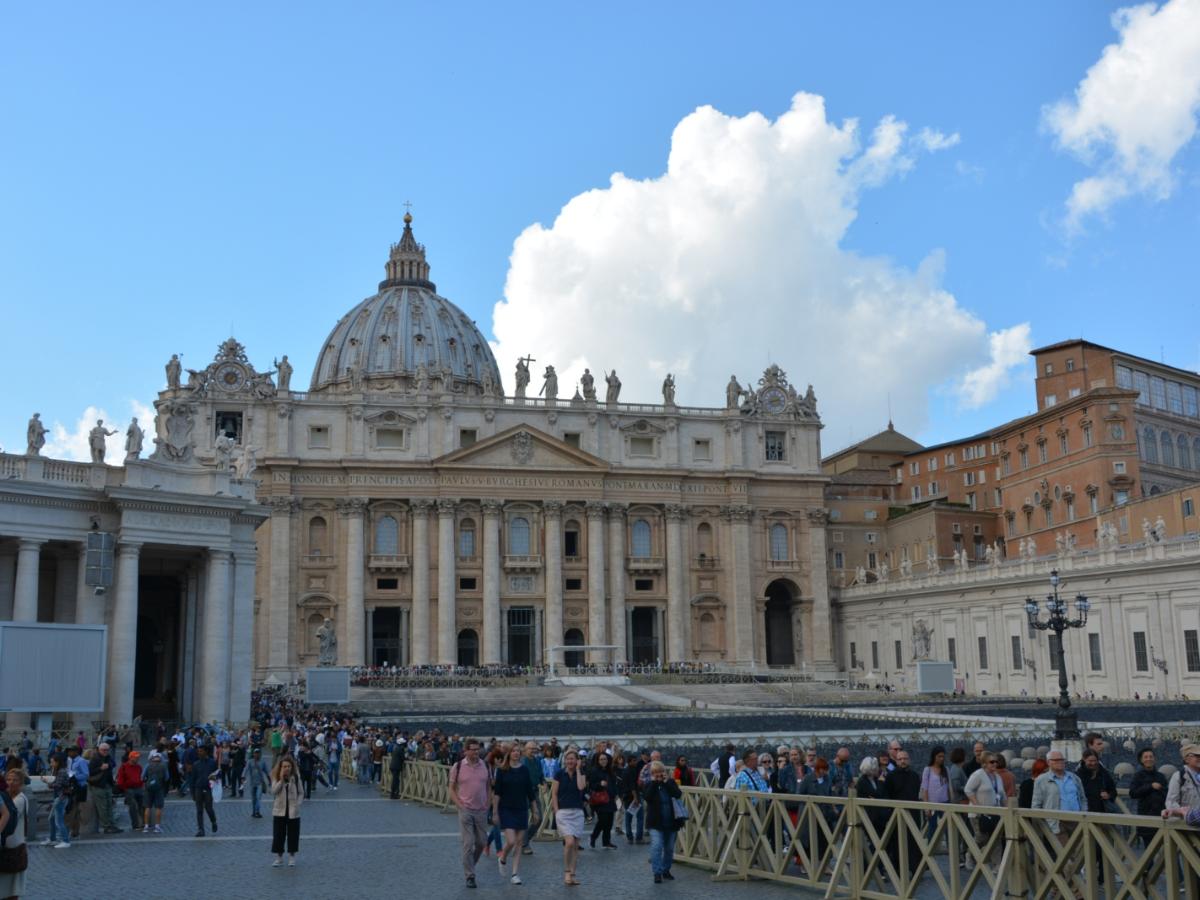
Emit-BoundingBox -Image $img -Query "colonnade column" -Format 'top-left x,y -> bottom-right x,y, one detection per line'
436,499 -> 457,665
106,542 -> 142,725
74,543 -> 101,625
665,504 -> 688,662
807,508 -> 835,669
340,497 -> 367,667
410,500 -> 432,665
266,497 -> 295,673
607,505 -> 627,665
586,501 -> 607,663
0,550 -> 14,620
53,551 -> 77,623
228,550 -> 256,723
13,538 -> 44,622
481,500 -> 502,665
543,501 -> 563,668
726,506 -> 754,663
200,549 -> 232,724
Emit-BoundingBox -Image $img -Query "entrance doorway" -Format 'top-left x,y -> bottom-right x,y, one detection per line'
764,580 -> 796,666
457,629 -> 479,667
372,608 -> 401,666
630,607 -> 658,664
507,607 -> 534,666
563,628 -> 585,668
134,575 -> 182,720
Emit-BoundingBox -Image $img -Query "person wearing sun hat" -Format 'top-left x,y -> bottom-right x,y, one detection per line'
1164,742 -> 1200,821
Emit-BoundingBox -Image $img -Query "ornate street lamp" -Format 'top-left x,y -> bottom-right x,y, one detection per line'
1025,569 -> 1090,740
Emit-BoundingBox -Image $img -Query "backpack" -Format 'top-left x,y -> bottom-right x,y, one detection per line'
0,792 -> 17,844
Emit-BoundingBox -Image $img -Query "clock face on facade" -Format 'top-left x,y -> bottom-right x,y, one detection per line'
761,386 -> 787,414
216,363 -> 247,391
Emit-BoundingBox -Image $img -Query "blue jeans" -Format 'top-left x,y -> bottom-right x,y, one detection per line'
50,795 -> 70,844
624,803 -> 644,841
251,784 -> 264,816
649,827 -> 677,875
327,758 -> 340,787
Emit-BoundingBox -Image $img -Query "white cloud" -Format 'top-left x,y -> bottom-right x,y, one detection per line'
491,92 -> 1027,438
42,401 -> 155,465
1043,0 -> 1200,230
956,324 -> 1034,408
916,127 -> 962,152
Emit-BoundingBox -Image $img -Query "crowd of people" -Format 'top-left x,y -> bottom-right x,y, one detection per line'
348,660 -> 727,686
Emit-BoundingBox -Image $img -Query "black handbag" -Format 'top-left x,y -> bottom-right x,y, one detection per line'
0,843 -> 28,874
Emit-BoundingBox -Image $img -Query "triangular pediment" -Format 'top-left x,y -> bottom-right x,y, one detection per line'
434,425 -> 608,470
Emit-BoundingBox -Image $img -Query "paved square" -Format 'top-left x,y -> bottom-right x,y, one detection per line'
27,781 -> 811,898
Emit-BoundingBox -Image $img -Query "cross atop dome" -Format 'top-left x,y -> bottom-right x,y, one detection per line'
381,208 -> 434,291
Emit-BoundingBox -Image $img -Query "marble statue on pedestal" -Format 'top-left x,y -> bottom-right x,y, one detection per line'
540,365 -> 558,403
165,354 -> 182,390
89,420 -> 118,464
316,618 -> 337,666
514,357 -> 531,398
234,445 -> 257,480
274,355 -> 293,392
912,619 -> 933,660
726,376 -> 742,409
25,413 -> 47,456
662,374 -> 676,405
125,418 -> 144,460
580,368 -> 596,401
1154,515 -> 1167,542
214,434 -> 236,471
605,369 -> 621,403
1143,518 -> 1154,543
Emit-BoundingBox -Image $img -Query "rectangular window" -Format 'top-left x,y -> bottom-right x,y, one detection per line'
1114,460 -> 1126,474
929,457 -> 938,471
1038,443 -> 1048,463
459,428 -> 477,448
1090,493 -> 1099,514
1066,499 -> 1075,521
1066,358 -> 1075,372
634,578 -> 654,592
1011,635 -> 1023,670
1007,516 -> 1016,537
563,432 -> 581,449
1048,634 -> 1060,670
1083,425 -> 1093,447
947,637 -> 957,668
867,551 -> 878,569
1133,632 -> 1149,672
930,481 -> 939,495
308,425 -> 331,449
850,642 -> 858,669
765,431 -> 786,461
1044,363 -> 1054,375
979,469 -> 986,484
1184,498 -> 1195,517
1019,449 -> 1029,470
871,641 -> 879,670
1151,376 -> 1167,409
1002,456 -> 1011,475
977,636 -> 989,671
564,577 -> 583,591
964,471 -> 976,486
376,577 -> 398,590
375,427 -> 407,449
1045,506 -> 1054,527
910,461 -> 920,475
1168,381 -> 1184,414
1045,394 -> 1057,408
693,438 -> 712,461
1133,370 -> 1150,405
967,492 -> 977,510
994,488 -> 1003,507
458,576 -> 477,591
1116,489 -> 1130,505
1186,630 -> 1200,673
895,640 -> 903,669
946,451 -> 956,466
832,531 -> 844,542
1060,434 -> 1069,455
630,436 -> 655,457
563,530 -> 579,558
1088,633 -> 1102,671
864,510 -> 878,520
912,485 -> 922,501
1184,385 -> 1199,418
1069,387 -> 1081,398
1116,365 -> 1133,389
833,551 -> 845,569
865,532 -> 878,544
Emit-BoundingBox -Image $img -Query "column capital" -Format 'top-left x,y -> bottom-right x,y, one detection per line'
664,503 -> 689,522
585,500 -> 607,521
543,500 -> 563,518
117,542 -> 144,557
606,502 -> 628,520
410,498 -> 434,515
17,537 -> 46,552
336,497 -> 369,516
481,499 -> 504,517
436,498 -> 458,517
723,504 -> 753,523
267,496 -> 299,515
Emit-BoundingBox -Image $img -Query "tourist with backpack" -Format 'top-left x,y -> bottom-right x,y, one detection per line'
142,750 -> 168,833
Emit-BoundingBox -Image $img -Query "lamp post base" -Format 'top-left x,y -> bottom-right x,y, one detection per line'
1054,708 -> 1080,742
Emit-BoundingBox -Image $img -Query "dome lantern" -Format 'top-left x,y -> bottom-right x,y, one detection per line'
380,211 -> 435,291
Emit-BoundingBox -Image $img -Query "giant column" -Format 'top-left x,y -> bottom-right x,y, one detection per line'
267,498 -> 296,673
200,549 -> 232,723
436,499 -> 457,665
807,508 -> 835,670
543,501 -> 563,667
665,505 -> 688,662
53,550 -> 78,623
105,542 -> 141,724
12,538 -> 44,622
481,500 -> 503,665
727,505 -> 754,663
410,500 -> 432,665
607,504 -> 627,664
228,549 -> 256,723
586,501 -> 607,662
340,497 -> 367,667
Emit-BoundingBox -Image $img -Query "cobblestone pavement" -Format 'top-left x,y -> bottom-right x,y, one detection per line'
26,781 -> 813,899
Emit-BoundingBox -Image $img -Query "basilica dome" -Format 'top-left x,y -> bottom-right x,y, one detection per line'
309,214 -> 504,395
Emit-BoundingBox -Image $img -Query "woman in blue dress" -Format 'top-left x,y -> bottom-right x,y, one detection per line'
493,745 -> 536,885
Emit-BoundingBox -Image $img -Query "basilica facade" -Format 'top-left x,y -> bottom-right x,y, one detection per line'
163,216 -> 833,680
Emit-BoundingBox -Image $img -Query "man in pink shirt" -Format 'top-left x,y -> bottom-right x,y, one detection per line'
449,738 -> 492,888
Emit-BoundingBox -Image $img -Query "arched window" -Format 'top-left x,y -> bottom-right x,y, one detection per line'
1142,427 -> 1158,464
457,629 -> 478,667
631,519 -> 652,557
508,517 -> 531,555
1161,430 -> 1175,468
458,518 -> 476,558
1179,434 -> 1192,471
373,514 -> 398,555
696,522 -> 714,557
770,523 -> 789,561
308,516 -> 327,555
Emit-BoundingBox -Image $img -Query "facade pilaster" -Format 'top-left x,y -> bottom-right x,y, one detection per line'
228,550 -> 256,723
200,549 -> 232,724
106,542 -> 142,724
13,538 -> 44,622
585,501 -> 607,662
725,505 -> 754,663
436,498 -> 457,665
481,500 -> 503,665
665,504 -> 688,662
267,497 -> 297,673
339,497 -> 368,667
807,508 -> 835,668
410,500 -> 432,665
607,504 -> 627,664
544,500 -> 563,667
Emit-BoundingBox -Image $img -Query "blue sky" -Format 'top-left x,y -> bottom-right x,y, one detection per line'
2,1 -> 1198,460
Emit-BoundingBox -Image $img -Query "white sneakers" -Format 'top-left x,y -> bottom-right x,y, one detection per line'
510,875 -> 522,885
272,857 -> 284,867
